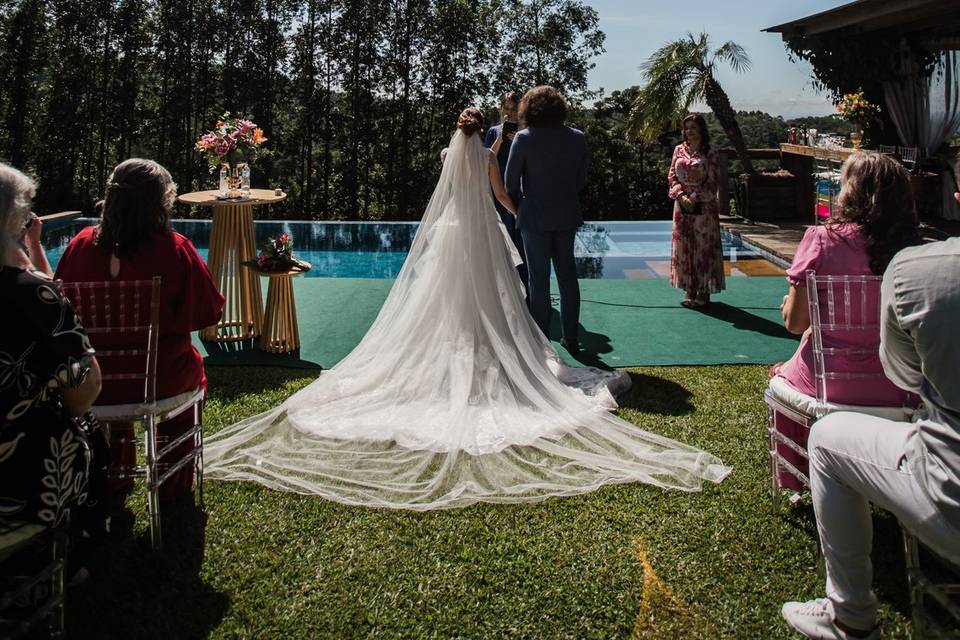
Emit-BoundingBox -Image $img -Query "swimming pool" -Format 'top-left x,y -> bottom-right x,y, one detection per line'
42,218 -> 782,279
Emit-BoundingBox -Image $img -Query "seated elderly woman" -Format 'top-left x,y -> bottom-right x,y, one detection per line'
771,152 -> 921,489
55,158 -> 224,501
0,163 -> 107,554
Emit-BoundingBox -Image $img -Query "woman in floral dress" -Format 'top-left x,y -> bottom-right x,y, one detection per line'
667,113 -> 725,307
0,163 -> 107,542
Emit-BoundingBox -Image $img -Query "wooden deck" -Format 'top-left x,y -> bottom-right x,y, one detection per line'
721,215 -> 960,268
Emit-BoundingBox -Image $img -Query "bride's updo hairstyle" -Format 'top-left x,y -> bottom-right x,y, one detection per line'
456,107 -> 484,137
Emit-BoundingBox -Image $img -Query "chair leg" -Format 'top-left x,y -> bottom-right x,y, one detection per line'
49,527 -> 66,639
144,415 -> 162,551
767,404 -> 782,509
194,402 -> 204,510
903,529 -> 927,639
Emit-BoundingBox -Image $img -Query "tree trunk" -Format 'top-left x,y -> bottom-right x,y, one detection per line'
702,74 -> 754,174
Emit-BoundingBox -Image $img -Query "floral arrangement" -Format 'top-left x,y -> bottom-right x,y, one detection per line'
195,112 -> 268,172
835,88 -> 880,125
254,233 -> 310,273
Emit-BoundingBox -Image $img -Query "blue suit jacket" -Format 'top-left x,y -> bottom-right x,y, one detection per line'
504,126 -> 588,233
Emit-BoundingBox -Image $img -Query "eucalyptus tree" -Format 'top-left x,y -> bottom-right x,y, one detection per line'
493,0 -> 604,103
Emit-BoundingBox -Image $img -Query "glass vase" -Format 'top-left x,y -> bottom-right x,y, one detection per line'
225,165 -> 242,198
849,130 -> 864,149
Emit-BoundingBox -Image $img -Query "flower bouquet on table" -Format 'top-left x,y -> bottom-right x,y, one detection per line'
195,112 -> 269,199
247,233 -> 311,274
835,89 -> 880,149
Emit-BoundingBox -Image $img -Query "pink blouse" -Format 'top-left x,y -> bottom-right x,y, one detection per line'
668,143 -> 719,203
778,223 -> 903,406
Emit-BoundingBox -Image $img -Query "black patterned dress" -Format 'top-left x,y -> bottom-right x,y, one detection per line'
0,267 -> 107,532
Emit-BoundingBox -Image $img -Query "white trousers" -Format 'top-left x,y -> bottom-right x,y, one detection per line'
809,412 -> 960,629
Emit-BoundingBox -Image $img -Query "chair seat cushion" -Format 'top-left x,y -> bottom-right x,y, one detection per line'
90,388 -> 203,422
767,376 -> 914,422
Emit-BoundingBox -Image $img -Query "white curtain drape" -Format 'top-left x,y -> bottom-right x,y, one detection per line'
883,48 -> 960,155
883,46 -> 960,220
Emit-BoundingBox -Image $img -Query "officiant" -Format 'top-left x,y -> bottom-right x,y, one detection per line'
484,91 -> 527,285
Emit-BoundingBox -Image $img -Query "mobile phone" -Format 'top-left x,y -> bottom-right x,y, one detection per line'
502,121 -> 518,135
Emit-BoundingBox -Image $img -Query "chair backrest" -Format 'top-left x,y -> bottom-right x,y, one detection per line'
898,146 -> 918,171
878,144 -> 897,155
59,277 -> 161,405
827,149 -> 846,174
805,270 -> 905,408
813,147 -> 832,175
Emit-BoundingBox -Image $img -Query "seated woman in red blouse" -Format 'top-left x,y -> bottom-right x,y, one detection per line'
55,158 -> 224,501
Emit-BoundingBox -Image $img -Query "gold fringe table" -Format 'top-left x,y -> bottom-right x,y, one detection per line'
177,189 -> 286,342
254,265 -> 310,354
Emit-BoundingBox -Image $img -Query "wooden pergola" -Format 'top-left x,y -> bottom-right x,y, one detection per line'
757,0 -> 960,222
763,0 -> 960,51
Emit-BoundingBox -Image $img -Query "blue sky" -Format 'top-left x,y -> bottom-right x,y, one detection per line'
586,0 -> 844,118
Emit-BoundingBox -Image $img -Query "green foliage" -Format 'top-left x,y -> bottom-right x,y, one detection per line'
627,32 -> 754,174
66,364 -> 914,638
0,0 -> 603,220
579,87 -> 673,218
783,31 -> 939,103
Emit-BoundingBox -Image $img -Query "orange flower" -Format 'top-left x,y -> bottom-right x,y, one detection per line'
252,128 -> 268,144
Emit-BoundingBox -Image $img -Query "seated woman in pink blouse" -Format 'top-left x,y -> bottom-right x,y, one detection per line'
773,152 -> 921,488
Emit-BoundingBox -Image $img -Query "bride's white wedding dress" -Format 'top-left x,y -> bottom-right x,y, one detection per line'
204,130 -> 730,509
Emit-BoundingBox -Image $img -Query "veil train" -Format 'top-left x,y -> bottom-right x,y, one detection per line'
203,130 -> 731,509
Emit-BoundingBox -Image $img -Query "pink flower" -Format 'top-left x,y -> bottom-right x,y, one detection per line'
215,139 -> 235,157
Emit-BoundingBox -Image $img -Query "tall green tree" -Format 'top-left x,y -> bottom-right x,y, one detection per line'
627,32 -> 755,174
0,0 -> 47,167
493,0 -> 604,102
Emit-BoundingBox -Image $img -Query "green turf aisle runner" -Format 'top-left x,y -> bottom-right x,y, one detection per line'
195,277 -> 798,369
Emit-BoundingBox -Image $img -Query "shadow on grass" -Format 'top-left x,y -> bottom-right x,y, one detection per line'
202,338 -> 322,370
695,302 -> 798,341
617,372 -> 694,416
68,495 -> 228,639
204,365 -> 318,403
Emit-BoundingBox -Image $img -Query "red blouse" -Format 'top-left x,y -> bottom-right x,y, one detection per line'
54,226 -> 224,402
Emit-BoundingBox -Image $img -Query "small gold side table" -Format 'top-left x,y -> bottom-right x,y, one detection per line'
257,265 -> 310,354
177,189 -> 287,342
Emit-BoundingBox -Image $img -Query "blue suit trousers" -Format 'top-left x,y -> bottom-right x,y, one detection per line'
520,227 -> 579,340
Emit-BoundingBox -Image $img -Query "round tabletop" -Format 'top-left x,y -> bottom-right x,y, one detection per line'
177,188 -> 287,206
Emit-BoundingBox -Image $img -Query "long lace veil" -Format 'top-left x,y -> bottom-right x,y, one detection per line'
203,130 -> 731,509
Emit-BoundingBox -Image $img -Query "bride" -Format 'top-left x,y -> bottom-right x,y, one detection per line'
204,108 -> 731,509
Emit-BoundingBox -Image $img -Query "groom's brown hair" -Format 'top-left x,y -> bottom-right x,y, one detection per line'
519,86 -> 569,127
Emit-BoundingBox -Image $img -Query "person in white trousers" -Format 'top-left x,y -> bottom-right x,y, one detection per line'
781,179 -> 960,640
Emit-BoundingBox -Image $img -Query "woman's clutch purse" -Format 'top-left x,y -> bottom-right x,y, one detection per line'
682,199 -> 704,216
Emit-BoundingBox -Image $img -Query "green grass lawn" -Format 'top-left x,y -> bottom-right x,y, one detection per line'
67,365 -> 914,639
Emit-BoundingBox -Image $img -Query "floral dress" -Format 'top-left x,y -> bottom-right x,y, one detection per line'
667,143 -> 725,294
0,267 -> 107,532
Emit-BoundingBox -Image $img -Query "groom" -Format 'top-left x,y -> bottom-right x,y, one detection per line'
505,85 -> 587,354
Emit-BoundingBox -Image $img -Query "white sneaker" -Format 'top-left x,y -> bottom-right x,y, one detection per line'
781,598 -> 879,640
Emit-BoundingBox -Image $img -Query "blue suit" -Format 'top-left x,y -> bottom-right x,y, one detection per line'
504,125 -> 587,341
483,125 -> 527,285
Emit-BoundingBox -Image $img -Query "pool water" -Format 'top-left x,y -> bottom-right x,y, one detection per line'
43,218 -> 783,280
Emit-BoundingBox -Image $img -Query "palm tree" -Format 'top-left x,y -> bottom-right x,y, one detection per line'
628,32 -> 754,174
